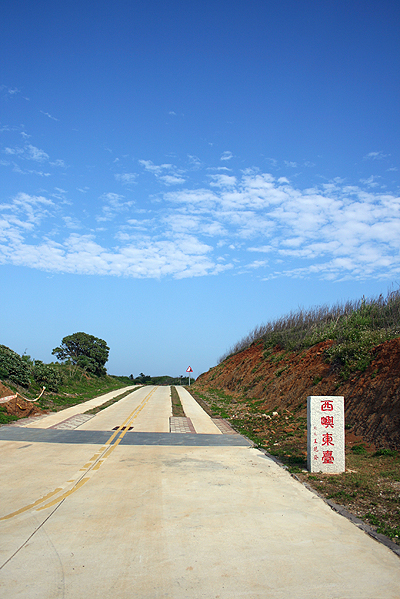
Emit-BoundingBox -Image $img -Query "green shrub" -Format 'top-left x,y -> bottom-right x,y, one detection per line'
373,448 -> 398,457
0,344 -> 31,387
351,444 -> 367,455
0,406 -> 18,424
32,361 -> 63,392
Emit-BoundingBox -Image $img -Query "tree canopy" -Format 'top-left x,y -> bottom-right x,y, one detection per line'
52,332 -> 109,376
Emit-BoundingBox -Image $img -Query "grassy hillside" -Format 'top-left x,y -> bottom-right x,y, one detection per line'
219,289 -> 400,380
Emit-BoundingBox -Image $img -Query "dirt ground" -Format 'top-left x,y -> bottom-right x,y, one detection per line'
0,381 -> 45,420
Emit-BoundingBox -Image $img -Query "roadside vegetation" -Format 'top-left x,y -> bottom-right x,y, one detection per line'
84,387 -> 141,415
3,364 -> 133,413
188,386 -> 400,547
219,289 -> 400,379
0,334 -> 133,418
130,373 -> 191,385
170,386 -> 185,417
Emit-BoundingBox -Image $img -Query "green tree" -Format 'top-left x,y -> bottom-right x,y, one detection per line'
52,332 -> 110,377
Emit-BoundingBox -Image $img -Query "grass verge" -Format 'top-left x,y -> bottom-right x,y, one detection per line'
171,386 -> 185,417
84,387 -> 142,415
6,372 -> 134,414
0,406 -> 19,425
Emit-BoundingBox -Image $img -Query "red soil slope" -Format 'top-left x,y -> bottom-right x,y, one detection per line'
0,381 -> 45,419
195,339 -> 400,449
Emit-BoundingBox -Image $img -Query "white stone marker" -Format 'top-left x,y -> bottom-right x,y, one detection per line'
307,396 -> 345,473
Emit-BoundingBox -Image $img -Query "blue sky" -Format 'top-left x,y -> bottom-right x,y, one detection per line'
1,0 -> 399,378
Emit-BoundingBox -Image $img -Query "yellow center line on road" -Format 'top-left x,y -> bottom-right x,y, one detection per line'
1,387 -> 159,520
0,488 -> 63,521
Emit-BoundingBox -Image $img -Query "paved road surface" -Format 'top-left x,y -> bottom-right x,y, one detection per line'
0,386 -> 399,598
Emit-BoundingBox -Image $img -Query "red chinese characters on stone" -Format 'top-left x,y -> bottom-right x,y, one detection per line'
321,416 -> 334,428
322,450 -> 334,464
321,400 -> 334,411
322,432 -> 334,446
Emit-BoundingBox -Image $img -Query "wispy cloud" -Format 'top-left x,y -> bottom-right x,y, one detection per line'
209,174 -> 237,188
187,155 -> 202,169
359,175 -> 380,188
40,110 -> 59,121
96,192 -> 134,221
220,151 -> 233,161
0,85 -> 24,99
139,159 -> 185,185
11,163 -> 51,176
50,159 -> 67,168
26,144 -> 49,162
115,173 -> 137,185
1,164 -> 399,281
364,151 -> 389,160
159,174 -> 185,185
3,143 -> 49,162
0,231 -> 229,279
164,172 -> 400,280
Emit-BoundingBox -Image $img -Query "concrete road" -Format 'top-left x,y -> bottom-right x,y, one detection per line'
0,385 -> 399,598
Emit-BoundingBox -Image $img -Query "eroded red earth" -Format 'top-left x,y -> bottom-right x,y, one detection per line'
196,338 -> 400,449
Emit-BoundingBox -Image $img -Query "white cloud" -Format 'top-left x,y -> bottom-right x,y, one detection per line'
360,176 -> 379,188
1,157 -> 399,281
0,193 -> 54,236
209,174 -> 237,188
3,143 -> 49,162
165,171 -> 400,280
50,159 -> 66,167
11,163 -> 51,176
115,173 -> 137,185
0,231 -> 230,279
159,175 -> 185,185
25,145 -> 49,162
40,110 -> 59,121
62,216 -> 81,229
0,86 -> 21,97
246,259 -> 268,269
139,159 -> 185,185
364,151 -> 389,160
96,192 -> 134,221
220,151 -> 233,161
139,159 -> 171,174
187,155 -> 202,169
